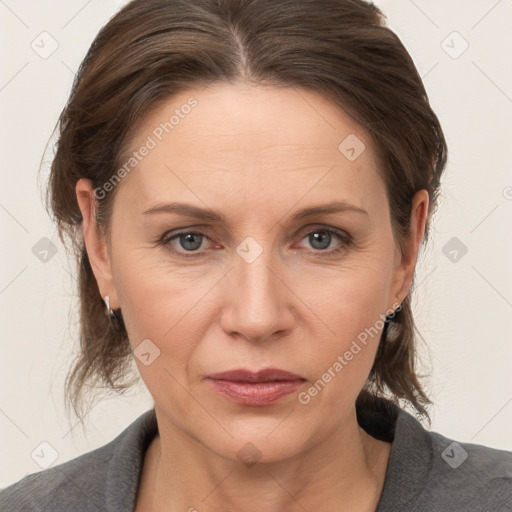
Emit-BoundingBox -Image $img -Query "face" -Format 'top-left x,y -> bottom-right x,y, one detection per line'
77,82 -> 426,463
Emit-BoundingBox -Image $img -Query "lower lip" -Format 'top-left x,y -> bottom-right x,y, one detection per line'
206,378 -> 305,406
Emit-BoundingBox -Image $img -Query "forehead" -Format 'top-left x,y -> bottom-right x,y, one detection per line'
115,83 -> 385,213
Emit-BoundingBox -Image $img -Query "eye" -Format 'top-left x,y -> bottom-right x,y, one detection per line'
297,227 -> 352,254
157,226 -> 352,259
160,231 -> 212,258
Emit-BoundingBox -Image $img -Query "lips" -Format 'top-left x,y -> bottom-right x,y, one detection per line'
207,368 -> 305,383
206,368 -> 306,406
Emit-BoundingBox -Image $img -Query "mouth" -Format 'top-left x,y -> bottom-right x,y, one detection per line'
205,368 -> 306,406
207,368 -> 305,383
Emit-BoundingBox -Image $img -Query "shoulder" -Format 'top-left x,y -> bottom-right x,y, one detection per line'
386,405 -> 512,511
419,428 -> 512,510
359,397 -> 512,512
0,440 -> 114,511
0,408 -> 157,512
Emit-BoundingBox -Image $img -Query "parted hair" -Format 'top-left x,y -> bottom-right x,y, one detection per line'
46,0 -> 447,424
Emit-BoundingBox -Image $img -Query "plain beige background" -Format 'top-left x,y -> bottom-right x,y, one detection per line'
1,0 -> 511,488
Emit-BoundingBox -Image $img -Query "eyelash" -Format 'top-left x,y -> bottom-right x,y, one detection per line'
156,226 -> 353,259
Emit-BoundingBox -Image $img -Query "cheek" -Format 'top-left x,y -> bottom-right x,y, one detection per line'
113,265 -> 209,406
298,254 -> 392,341
294,295 -> 386,424
292,257 -> 391,398
112,249 -> 223,357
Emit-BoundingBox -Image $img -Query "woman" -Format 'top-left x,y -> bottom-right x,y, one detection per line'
1,0 -> 511,510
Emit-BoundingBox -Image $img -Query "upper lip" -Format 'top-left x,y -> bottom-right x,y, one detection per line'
207,368 -> 305,383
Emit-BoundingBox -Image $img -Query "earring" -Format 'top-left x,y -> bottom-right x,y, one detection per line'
385,303 -> 402,323
104,295 -> 112,317
104,295 -> 122,329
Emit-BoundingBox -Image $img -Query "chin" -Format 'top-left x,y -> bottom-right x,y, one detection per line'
194,415 -> 322,466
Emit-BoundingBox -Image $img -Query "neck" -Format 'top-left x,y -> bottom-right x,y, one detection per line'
139,406 -> 391,512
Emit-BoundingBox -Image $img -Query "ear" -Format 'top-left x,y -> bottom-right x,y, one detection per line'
388,189 -> 429,309
75,179 -> 119,309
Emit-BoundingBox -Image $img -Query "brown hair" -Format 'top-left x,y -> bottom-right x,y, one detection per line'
46,0 -> 447,425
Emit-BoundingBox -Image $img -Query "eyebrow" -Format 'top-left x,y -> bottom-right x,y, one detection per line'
142,200 -> 368,222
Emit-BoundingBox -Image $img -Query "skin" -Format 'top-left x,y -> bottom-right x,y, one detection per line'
76,82 -> 428,512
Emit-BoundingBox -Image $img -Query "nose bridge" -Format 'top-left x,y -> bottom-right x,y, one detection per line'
239,248 -> 277,303
222,239 -> 292,342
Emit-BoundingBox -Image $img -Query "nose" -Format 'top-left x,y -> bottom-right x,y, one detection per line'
220,251 -> 295,343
